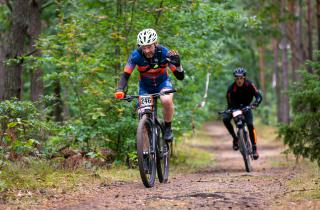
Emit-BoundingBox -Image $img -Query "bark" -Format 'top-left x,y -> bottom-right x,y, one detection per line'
0,1 -> 4,98
53,80 -> 63,122
258,47 -> 266,103
29,0 -> 43,102
306,0 -> 313,72
52,0 -> 64,121
115,0 -> 122,87
296,0 -> 305,65
271,0 -> 282,122
0,0 -> 43,101
0,0 -> 29,100
272,39 -> 282,123
288,0 -> 299,81
317,0 -> 320,52
63,86 -> 70,119
0,44 -> 4,99
280,0 -> 290,123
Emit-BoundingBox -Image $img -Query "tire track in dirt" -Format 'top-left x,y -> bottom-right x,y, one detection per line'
17,121 -> 303,209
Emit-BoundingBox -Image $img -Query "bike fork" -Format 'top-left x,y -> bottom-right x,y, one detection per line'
150,125 -> 157,156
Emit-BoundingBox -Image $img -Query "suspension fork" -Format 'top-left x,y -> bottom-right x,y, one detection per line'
150,97 -> 159,156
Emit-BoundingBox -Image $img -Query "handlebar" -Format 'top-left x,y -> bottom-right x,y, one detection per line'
218,105 -> 254,115
120,89 -> 177,102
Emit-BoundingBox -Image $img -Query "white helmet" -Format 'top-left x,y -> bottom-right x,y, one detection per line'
137,28 -> 158,46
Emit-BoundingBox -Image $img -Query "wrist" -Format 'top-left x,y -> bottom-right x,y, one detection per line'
116,88 -> 124,92
176,65 -> 183,72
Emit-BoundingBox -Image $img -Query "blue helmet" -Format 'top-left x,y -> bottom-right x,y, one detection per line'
233,67 -> 247,77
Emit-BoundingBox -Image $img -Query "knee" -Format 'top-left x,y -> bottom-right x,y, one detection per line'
223,114 -> 231,122
247,124 -> 254,130
223,117 -> 231,125
161,98 -> 173,108
223,117 -> 228,123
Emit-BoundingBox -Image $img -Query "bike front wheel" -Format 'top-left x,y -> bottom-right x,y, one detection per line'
156,124 -> 170,183
238,128 -> 252,172
136,115 -> 156,187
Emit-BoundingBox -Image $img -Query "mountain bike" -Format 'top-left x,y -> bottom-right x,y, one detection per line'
120,90 -> 175,187
219,106 -> 254,172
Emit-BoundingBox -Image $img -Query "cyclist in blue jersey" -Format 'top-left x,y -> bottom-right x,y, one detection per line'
115,28 -> 184,142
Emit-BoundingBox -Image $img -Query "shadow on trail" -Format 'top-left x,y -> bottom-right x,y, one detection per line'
190,144 -> 233,152
25,121 -> 296,210
196,167 -> 254,174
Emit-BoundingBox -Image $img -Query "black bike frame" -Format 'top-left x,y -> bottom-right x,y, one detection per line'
122,90 -> 175,186
219,106 -> 254,171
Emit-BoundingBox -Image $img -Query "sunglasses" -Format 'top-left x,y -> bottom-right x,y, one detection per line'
235,77 -> 245,80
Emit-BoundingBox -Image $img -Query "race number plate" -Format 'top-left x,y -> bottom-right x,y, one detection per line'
232,110 -> 242,117
138,95 -> 154,112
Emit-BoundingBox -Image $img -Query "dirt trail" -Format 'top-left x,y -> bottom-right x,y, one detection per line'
15,122 -> 319,209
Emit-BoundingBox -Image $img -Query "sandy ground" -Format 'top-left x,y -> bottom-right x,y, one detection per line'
2,121 -> 320,210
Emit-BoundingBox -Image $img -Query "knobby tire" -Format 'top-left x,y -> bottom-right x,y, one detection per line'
156,124 -> 170,183
239,128 -> 252,172
137,115 -> 156,188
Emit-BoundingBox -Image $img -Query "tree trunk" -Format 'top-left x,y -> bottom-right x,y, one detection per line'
288,0 -> 299,81
115,0 -> 122,87
0,44 -> 4,99
0,10 -> 6,99
52,0 -> 64,121
280,0 -> 290,123
317,0 -> 320,52
29,0 -> 43,102
296,0 -> 306,67
53,80 -> 63,122
272,39 -> 282,123
306,0 -> 313,72
63,86 -> 70,119
0,0 -> 30,100
258,47 -> 266,102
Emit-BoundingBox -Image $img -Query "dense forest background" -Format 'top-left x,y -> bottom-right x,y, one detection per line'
0,0 -> 319,166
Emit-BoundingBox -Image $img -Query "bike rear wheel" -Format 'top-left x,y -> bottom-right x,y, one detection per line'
156,124 -> 170,183
137,115 -> 156,187
238,128 -> 252,172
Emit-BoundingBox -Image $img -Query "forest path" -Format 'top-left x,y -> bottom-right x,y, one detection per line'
12,122 -> 320,209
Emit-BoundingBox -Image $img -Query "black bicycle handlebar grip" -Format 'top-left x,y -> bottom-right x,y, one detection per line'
163,89 -> 176,94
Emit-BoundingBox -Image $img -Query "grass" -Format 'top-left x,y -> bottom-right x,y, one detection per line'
254,117 -> 279,143
171,128 -> 215,173
286,161 -> 320,201
0,158 -> 140,205
0,125 -> 214,206
252,118 -> 320,203
2,119 -> 318,206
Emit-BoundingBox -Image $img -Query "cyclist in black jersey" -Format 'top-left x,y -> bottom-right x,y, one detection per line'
223,67 -> 262,160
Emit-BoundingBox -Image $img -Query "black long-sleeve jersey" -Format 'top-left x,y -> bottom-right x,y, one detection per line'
226,79 -> 262,109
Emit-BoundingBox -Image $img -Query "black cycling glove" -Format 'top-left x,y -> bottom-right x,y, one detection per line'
168,54 -> 181,67
251,102 -> 259,108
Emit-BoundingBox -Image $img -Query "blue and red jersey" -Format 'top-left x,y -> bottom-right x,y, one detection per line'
124,45 -> 177,87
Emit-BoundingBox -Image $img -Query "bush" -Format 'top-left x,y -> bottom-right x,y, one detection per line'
0,100 -> 52,158
280,54 -> 320,166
